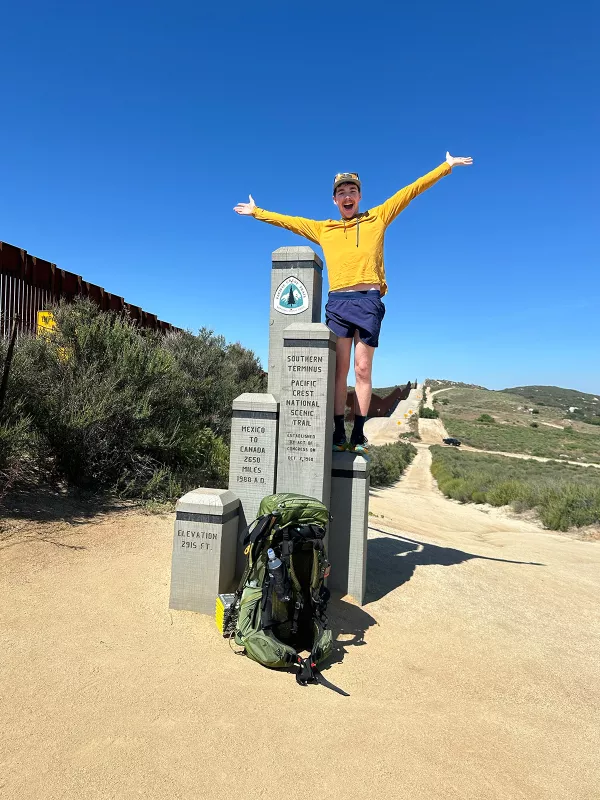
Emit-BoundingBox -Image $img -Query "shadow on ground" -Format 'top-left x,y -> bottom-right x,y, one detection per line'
327,591 -> 378,666
0,485 -> 137,549
365,527 -> 544,603
308,593 -> 378,696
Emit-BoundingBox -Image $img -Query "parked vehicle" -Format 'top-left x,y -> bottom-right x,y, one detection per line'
443,437 -> 462,447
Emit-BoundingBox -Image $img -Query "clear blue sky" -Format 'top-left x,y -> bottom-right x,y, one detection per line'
1,1 -> 598,392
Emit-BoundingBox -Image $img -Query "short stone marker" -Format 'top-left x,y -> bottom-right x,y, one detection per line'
268,246 -> 323,398
169,488 -> 239,614
275,323 -> 336,504
328,451 -> 371,604
228,392 -> 278,576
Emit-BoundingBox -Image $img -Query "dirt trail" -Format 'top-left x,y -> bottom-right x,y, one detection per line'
1,460 -> 599,800
363,387 -> 422,445
460,444 -> 600,469
418,387 -> 450,444
418,416 -> 450,444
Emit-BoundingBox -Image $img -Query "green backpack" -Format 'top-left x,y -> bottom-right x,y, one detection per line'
226,493 -> 333,686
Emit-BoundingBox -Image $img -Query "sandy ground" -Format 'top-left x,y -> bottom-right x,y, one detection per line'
363,387 -> 422,444
1,456 -> 600,800
417,387 -> 450,444
419,386 -> 452,444
418,416 -> 450,444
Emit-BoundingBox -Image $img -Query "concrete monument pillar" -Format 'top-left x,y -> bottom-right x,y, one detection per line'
169,243 -> 373,617
328,451 -> 371,605
228,392 -> 278,576
268,246 -> 323,398
275,323 -> 336,504
169,489 -> 239,614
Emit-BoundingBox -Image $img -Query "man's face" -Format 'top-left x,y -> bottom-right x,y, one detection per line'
334,182 -> 361,219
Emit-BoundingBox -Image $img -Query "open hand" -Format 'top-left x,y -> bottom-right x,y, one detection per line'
446,152 -> 473,167
233,194 -> 256,215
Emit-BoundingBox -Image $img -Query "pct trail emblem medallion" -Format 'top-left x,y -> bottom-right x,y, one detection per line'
273,276 -> 309,315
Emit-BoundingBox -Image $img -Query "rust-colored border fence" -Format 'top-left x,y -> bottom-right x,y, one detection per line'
0,240 -> 179,338
345,381 -> 413,420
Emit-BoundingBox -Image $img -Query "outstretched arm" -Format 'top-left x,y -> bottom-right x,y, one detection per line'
376,152 -> 473,226
233,194 -> 322,244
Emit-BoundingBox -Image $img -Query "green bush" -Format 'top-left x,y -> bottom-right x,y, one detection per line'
532,409 -> 540,415
441,398 -> 450,405
430,446 -> 600,530
419,406 -> 439,419
530,422 -> 539,428
1,335 -> 42,495
369,442 -> 417,487
487,480 -> 528,507
0,416 -> 39,499
1,299 -> 265,500
476,414 -> 495,423
538,485 -> 600,530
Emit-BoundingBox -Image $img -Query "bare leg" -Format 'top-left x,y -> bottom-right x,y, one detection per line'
334,337 -> 353,416
353,334 -> 375,417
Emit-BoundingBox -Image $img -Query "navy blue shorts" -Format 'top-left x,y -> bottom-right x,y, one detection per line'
325,290 -> 386,348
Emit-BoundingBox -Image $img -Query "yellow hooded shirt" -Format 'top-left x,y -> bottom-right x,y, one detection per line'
253,161 -> 452,297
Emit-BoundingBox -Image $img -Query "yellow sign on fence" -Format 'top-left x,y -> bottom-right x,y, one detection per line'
36,311 -> 69,361
37,310 -> 56,337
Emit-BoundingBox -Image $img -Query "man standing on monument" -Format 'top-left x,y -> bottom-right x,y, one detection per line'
234,151 -> 473,453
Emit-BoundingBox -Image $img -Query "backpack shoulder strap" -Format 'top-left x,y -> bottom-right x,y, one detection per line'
225,515 -> 277,630
286,551 -> 304,635
241,514 -> 272,548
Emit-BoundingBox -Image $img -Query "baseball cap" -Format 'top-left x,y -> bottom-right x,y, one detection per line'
333,172 -> 361,195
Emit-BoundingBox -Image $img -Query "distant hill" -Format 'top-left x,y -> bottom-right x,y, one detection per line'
502,386 -> 600,424
430,384 -> 600,462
